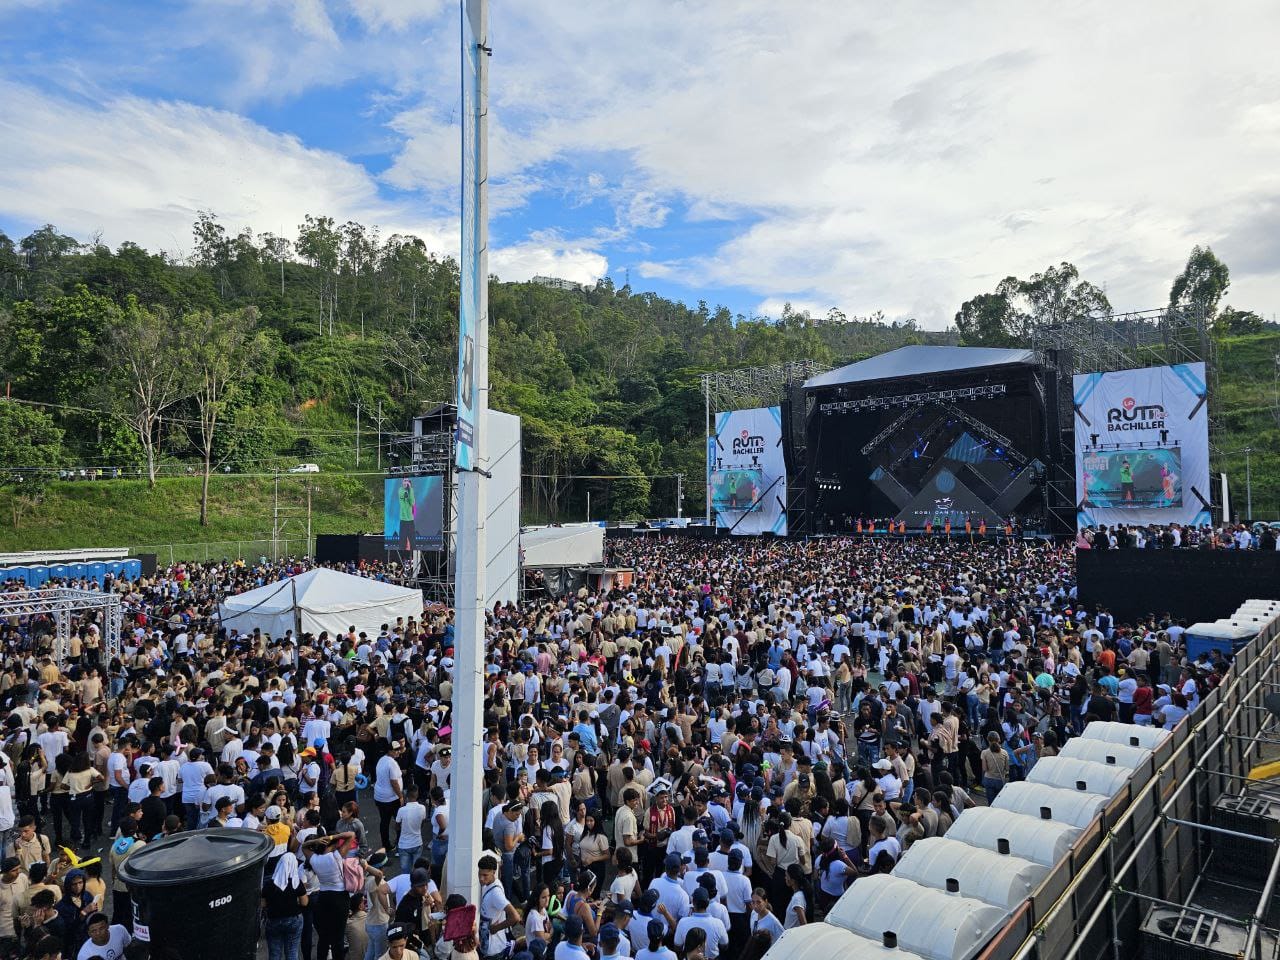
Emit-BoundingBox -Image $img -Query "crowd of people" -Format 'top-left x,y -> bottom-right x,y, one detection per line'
1078,521 -> 1280,550
0,533 -> 1232,960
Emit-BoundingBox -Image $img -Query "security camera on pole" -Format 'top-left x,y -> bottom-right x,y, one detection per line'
447,0 -> 489,905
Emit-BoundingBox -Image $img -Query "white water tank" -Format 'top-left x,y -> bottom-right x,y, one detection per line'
1027,756 -> 1134,798
1058,738 -> 1151,771
992,781 -> 1109,828
1080,720 -> 1169,750
894,836 -> 1048,909
826,874 -> 1008,960
943,807 -> 1080,866
764,923 -> 921,960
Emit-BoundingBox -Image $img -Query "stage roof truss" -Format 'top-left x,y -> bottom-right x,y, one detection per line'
0,587 -> 123,665
940,403 -> 1029,467
702,359 -> 828,414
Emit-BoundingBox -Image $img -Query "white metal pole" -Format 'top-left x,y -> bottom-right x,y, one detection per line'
447,0 -> 489,907
705,378 -> 712,525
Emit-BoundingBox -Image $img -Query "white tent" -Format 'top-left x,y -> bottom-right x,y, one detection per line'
521,524 -> 605,568
218,569 -> 423,639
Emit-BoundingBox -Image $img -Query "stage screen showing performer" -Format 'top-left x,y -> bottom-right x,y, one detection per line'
710,467 -> 764,512
383,475 -> 445,549
1082,447 -> 1182,508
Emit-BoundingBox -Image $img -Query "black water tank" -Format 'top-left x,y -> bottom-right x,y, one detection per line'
119,829 -> 273,960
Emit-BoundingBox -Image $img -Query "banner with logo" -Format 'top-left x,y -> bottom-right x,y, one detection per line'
1073,363 -> 1211,529
708,406 -> 787,535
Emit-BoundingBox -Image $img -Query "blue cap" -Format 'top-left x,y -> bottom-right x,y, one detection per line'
564,916 -> 584,939
599,923 -> 621,944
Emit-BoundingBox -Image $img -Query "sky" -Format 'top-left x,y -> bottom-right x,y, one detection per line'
1,0 -> 1278,328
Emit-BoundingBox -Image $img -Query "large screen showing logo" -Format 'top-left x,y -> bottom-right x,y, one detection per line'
1073,364 -> 1210,528
1081,448 -> 1182,508
383,476 -> 445,550
708,407 -> 787,535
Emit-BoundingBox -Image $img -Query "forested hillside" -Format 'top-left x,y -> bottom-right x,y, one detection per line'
0,218 -> 1276,549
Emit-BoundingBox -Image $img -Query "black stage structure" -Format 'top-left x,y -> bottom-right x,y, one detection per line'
803,346 -> 1071,534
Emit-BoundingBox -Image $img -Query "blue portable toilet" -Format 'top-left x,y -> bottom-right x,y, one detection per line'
122,559 -> 142,580
67,562 -> 87,583
0,566 -> 28,586
48,563 -> 70,582
27,565 -> 49,587
105,560 -> 124,579
88,562 -> 107,587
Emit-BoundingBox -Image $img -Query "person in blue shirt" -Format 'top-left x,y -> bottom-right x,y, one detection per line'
572,711 -> 599,757
635,918 -> 677,960
598,923 -> 627,960
554,916 -> 590,960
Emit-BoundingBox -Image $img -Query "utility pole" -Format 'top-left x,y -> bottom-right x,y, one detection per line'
1245,446 -> 1253,522
677,473 -> 683,518
376,401 -> 384,471
272,473 -> 280,561
587,489 -> 591,522
306,480 -> 312,549
354,400 -> 362,468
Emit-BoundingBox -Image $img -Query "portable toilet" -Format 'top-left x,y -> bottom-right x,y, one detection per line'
87,562 -> 107,587
122,559 -> 142,579
48,563 -> 69,581
26,565 -> 49,587
66,562 -> 87,583
943,808 -> 1080,867
893,836 -> 1048,910
1026,756 -> 1134,799
991,782 -> 1110,829
0,566 -> 29,586
767,924 -> 918,960
1184,621 -> 1256,660
826,874 -> 1008,960
1080,720 -> 1170,751
105,560 -> 124,580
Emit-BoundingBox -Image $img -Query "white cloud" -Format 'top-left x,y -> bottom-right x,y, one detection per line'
348,0 -> 447,32
490,237 -> 607,287
374,0 -> 1280,325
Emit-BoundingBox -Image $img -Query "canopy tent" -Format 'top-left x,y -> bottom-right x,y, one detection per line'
218,569 -> 422,640
521,525 -> 605,568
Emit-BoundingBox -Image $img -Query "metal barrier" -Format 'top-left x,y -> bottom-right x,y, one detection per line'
129,538 -> 316,566
1000,614 -> 1280,960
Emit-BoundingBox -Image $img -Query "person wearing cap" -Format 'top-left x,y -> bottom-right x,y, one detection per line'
597,922 -> 627,960
647,853 -> 690,925
719,847 -> 751,954
554,916 -> 589,960
674,886 -> 729,959
380,923 -> 418,960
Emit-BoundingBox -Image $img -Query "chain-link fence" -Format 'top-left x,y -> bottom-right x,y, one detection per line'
129,538 -> 316,566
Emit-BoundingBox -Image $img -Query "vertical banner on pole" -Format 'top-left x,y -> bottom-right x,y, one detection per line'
448,0 -> 488,906
455,0 -> 485,470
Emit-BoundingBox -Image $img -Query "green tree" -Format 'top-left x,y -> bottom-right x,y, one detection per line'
955,289 -> 1023,347
105,300 -> 194,486
186,307 -> 269,525
1215,305 -> 1265,336
0,401 -> 65,527
1169,245 -> 1230,321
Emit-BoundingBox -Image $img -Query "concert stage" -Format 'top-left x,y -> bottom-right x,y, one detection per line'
803,345 -> 1066,533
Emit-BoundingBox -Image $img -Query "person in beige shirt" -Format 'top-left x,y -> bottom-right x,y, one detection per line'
613,789 -> 642,858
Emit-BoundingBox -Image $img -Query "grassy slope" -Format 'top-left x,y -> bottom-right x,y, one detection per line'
0,474 -> 382,556
1216,331 -> 1280,519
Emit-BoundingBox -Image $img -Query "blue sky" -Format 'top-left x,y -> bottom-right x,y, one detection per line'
2,0 -> 1279,328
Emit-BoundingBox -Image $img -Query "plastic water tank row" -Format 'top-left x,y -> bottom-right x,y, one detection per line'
762,720 -> 1170,960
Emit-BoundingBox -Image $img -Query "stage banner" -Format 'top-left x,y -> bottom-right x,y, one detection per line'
1073,363 -> 1211,529
454,0 -> 485,470
384,476 -> 445,550
708,406 -> 787,535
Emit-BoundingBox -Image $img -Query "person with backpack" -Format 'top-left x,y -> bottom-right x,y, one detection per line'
477,854 -> 521,960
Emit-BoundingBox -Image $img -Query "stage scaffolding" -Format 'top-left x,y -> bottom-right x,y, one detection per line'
701,360 -> 829,528
0,587 -> 123,665
1029,305 -> 1218,527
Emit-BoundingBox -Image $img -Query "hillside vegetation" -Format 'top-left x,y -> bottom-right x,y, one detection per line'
0,221 -> 1275,551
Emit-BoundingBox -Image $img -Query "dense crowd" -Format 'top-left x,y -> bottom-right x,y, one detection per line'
0,534 -> 1229,960
1078,521 -> 1279,550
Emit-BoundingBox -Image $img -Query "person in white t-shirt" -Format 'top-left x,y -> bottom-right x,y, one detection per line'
78,913 -> 131,960
395,787 -> 427,874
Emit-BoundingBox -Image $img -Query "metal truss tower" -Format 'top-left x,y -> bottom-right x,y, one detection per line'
0,588 -> 123,665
